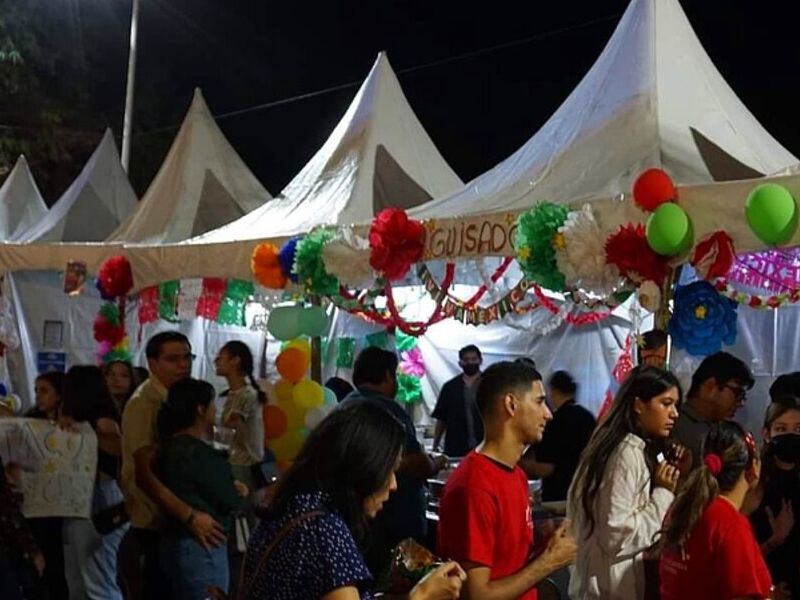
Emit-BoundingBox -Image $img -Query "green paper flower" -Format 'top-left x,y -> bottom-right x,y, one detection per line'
396,372 -> 422,404
293,229 -> 340,296
100,302 -> 121,326
514,202 -> 569,291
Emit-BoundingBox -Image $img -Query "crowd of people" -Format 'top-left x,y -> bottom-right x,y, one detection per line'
0,330 -> 799,600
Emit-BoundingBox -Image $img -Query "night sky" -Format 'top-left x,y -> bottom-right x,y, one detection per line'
34,1 -> 800,198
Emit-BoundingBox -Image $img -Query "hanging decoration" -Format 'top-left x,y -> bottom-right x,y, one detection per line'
728,249 -> 800,291
196,278 -> 227,321
669,281 -> 738,357
278,238 -> 302,283
514,202 -> 569,292
605,223 -> 670,286
636,280 -> 662,313
645,202 -> 693,256
138,287 -> 159,325
369,208 -> 426,281
530,285 -> 612,326
177,279 -> 203,322
745,183 -> 798,245
93,256 -> 134,365
216,279 -> 254,326
632,168 -> 676,212
251,243 -> 288,290
690,231 -> 736,281
365,331 -> 389,349
293,229 -> 340,295
397,334 -> 425,404
335,337 -> 356,369
322,229 -> 375,288
713,279 -> 800,310
158,281 -> 180,322
555,204 -> 626,298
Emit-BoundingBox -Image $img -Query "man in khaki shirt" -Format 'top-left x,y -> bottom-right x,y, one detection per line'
121,331 -> 225,596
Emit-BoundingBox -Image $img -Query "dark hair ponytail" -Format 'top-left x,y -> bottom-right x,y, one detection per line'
660,421 -> 754,550
157,378 -> 215,441
221,341 -> 266,404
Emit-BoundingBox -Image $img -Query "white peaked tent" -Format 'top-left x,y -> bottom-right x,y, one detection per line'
17,129 -> 137,242
411,0 -> 798,220
109,89 -> 270,244
0,156 -> 48,242
188,52 -> 462,245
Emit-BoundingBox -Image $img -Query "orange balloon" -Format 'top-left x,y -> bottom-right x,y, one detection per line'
276,348 -> 309,383
263,404 -> 288,440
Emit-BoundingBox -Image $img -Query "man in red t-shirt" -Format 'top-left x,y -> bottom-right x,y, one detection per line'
437,361 -> 577,600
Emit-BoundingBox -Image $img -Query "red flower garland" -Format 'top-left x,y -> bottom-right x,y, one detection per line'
369,209 -> 425,281
605,223 -> 669,285
531,286 -> 612,325
97,256 -> 134,299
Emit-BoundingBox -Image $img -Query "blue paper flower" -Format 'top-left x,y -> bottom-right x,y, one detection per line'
669,281 -> 738,357
278,238 -> 301,283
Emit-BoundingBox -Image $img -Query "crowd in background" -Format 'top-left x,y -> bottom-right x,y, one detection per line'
0,330 -> 799,599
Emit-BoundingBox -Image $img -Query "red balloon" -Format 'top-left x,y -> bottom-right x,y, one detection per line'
633,168 -> 676,212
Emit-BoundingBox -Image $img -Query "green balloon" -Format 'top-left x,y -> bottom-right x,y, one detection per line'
300,306 -> 329,337
267,306 -> 303,340
746,183 -> 798,245
646,203 -> 693,256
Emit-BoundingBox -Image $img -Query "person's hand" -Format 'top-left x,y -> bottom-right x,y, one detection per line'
766,499 -> 794,545
410,561 -> 466,600
654,462 -> 679,492
432,454 -> 448,472
234,480 -> 249,498
189,511 -> 227,549
32,552 -> 45,577
57,415 -> 79,433
539,520 -> 577,571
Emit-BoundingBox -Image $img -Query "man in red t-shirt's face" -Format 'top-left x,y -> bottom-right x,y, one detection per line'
505,378 -> 552,446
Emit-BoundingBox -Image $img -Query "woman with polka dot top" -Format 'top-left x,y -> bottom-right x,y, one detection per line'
241,401 -> 465,600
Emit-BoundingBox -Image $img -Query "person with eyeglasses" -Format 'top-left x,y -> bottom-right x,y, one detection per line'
744,394 -> 800,599
671,352 -> 754,469
121,331 -> 226,598
659,422 -> 772,600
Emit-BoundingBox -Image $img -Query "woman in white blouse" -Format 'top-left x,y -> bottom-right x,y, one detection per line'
567,366 -> 682,600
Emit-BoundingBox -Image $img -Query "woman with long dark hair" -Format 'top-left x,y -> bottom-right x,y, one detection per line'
60,365 -> 128,600
215,341 -> 265,492
240,401 -> 465,600
104,360 -> 136,415
746,395 -> 800,597
659,422 -> 771,599
567,366 -> 682,599
157,377 -> 246,599
26,371 -> 65,421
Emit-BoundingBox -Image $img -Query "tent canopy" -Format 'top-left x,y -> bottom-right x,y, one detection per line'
410,0 -> 797,220
188,52 -> 462,244
0,156 -> 48,242
16,130 -> 137,242
108,89 -> 270,244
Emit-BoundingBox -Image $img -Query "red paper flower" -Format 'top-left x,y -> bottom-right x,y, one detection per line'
97,256 -> 133,299
369,208 -> 425,281
691,231 -> 735,281
749,296 -> 762,308
605,223 -> 669,285
93,315 -> 126,346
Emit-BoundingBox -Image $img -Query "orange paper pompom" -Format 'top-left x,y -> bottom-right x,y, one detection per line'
276,347 -> 309,383
251,243 -> 287,289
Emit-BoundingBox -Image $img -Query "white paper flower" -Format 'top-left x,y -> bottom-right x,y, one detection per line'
555,204 -> 625,298
637,280 -> 662,313
322,228 -> 376,289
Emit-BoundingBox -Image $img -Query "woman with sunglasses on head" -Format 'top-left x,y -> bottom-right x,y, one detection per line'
744,395 -> 800,598
659,422 -> 772,599
567,366 -> 683,600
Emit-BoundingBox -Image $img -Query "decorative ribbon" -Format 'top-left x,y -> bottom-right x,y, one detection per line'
714,278 -> 800,309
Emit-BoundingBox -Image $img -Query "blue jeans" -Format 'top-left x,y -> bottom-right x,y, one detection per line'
63,480 -> 128,600
159,535 -> 230,600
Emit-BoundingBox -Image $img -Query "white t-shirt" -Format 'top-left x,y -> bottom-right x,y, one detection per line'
221,385 -> 264,466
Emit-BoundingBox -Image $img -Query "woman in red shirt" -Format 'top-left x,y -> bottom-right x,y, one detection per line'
659,421 -> 773,599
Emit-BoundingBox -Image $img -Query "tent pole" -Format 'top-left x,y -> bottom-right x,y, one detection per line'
309,296 -> 322,384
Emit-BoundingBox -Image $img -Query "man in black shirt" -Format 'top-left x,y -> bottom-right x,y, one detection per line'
521,371 -> 595,501
432,345 -> 484,457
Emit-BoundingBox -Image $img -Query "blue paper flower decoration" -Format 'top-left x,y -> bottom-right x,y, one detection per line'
669,281 -> 738,357
278,238 -> 301,283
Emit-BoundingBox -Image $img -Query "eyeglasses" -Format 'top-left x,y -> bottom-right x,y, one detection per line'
159,353 -> 196,364
723,384 -> 747,402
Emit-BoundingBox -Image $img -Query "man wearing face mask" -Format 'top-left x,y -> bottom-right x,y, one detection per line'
433,345 -> 484,458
